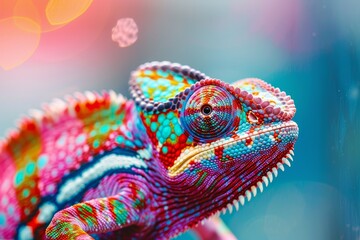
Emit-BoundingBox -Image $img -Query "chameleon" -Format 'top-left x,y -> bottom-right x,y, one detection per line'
0,61 -> 298,239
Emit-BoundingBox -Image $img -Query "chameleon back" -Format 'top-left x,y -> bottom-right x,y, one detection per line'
0,91 -> 150,239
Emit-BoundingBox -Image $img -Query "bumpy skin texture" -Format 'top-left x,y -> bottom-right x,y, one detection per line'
0,61 -> 298,239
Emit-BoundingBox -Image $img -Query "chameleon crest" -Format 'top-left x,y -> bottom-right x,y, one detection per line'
0,61 -> 298,239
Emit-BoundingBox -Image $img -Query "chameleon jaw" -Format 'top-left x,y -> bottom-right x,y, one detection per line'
194,147 -> 295,226
167,147 -> 296,239
168,121 -> 298,177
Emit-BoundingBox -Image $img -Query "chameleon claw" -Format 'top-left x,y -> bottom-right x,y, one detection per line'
257,181 -> 264,192
245,190 -> 252,201
251,186 -> 257,197
233,199 -> 239,211
282,158 -> 291,167
227,203 -> 233,214
272,167 -> 278,177
277,162 -> 285,171
262,176 -> 269,187
267,171 -> 273,183
239,195 -> 245,206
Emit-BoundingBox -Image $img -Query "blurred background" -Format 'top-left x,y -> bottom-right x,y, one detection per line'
0,0 -> 359,239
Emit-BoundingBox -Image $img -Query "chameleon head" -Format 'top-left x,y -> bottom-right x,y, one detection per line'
130,61 -> 298,221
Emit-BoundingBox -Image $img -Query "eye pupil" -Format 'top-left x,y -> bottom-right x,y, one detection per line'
201,104 -> 212,115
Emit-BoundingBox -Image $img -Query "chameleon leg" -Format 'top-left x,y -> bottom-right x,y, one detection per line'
45,189 -> 151,240
192,216 -> 238,240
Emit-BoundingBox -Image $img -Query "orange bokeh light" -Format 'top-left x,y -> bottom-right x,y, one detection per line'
0,16 -> 41,70
13,0 -> 65,32
45,0 -> 94,26
0,0 -> 96,69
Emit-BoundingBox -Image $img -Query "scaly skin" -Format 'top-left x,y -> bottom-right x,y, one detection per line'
0,61 -> 298,239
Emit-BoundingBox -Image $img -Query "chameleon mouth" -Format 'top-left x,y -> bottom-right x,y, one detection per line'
196,146 -> 295,226
168,121 -> 298,177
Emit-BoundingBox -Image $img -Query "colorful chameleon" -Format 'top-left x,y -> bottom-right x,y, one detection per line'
0,61 -> 298,239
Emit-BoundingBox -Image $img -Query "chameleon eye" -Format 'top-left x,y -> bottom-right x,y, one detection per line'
180,85 -> 235,141
201,104 -> 212,115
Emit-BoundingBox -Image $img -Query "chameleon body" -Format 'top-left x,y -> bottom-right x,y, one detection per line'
0,61 -> 298,239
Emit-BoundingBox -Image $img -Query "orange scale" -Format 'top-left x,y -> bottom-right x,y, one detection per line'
16,179 -> 41,220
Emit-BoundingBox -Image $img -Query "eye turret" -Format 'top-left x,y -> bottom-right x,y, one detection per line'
180,85 -> 236,141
